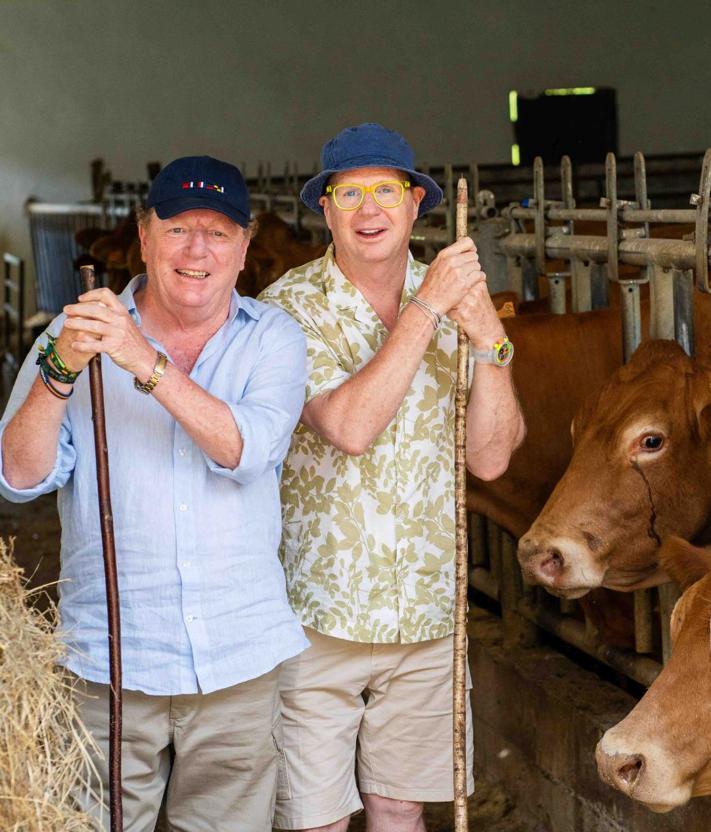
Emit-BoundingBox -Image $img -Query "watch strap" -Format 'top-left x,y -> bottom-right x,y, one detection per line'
134,352 -> 168,394
472,336 -> 514,367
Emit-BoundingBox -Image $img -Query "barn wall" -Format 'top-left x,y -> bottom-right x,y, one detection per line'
1,0 -> 710,311
470,607 -> 711,831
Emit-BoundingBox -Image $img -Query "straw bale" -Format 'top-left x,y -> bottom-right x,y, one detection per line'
0,538 -> 100,831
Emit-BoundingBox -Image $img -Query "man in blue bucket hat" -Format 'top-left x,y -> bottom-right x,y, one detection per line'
261,124 -> 525,830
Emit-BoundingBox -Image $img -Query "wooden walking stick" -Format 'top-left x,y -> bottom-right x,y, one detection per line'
453,178 -> 470,832
79,265 -> 123,832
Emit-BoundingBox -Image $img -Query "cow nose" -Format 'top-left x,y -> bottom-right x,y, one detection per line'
539,547 -> 565,578
517,537 -> 566,581
597,748 -> 646,794
616,755 -> 645,788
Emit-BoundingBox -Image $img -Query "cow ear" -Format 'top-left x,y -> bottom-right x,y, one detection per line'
659,536 -> 711,591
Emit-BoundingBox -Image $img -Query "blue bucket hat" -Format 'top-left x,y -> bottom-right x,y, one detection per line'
300,123 -> 443,218
146,155 -> 250,228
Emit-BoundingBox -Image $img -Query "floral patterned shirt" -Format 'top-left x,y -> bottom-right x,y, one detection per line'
259,244 -> 463,643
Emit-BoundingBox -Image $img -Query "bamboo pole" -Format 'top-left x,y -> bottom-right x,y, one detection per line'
78,266 -> 123,832
453,178 -> 470,832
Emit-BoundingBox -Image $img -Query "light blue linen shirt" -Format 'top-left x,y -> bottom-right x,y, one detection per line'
0,276 -> 309,695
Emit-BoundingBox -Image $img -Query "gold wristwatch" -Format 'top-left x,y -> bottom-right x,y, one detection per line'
134,352 -> 168,394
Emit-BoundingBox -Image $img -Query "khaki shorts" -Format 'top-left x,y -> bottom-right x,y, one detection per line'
274,628 -> 474,830
72,668 -> 280,832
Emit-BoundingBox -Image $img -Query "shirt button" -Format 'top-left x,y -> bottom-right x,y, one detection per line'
178,448 -> 186,456
182,560 -> 191,567
179,503 -> 188,512
186,615 -> 196,623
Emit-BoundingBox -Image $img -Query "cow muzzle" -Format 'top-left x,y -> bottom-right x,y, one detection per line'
517,533 -> 605,598
595,731 -> 693,812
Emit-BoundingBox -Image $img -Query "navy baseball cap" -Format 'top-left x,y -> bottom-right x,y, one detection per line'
146,155 -> 250,228
300,123 -> 442,217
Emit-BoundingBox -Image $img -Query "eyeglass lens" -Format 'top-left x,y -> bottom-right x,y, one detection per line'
333,182 -> 405,209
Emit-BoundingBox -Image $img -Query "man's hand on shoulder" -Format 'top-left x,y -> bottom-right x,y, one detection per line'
62,287 -> 156,380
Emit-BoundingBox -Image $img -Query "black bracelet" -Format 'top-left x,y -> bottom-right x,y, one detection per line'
38,364 -> 73,399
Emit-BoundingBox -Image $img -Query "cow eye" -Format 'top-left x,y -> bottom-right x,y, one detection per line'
640,433 -> 664,452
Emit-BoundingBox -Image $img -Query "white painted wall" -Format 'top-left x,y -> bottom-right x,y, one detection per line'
2,0 -> 709,309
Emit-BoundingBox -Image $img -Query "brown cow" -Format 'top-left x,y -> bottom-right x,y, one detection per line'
595,537 -> 711,812
468,303 -> 640,645
517,336 -> 711,598
469,304 -> 627,540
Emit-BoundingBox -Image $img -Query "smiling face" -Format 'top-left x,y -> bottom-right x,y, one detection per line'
319,167 -> 425,269
138,208 -> 250,321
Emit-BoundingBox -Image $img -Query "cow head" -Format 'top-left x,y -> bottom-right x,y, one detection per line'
518,341 -> 711,598
596,538 -> 711,811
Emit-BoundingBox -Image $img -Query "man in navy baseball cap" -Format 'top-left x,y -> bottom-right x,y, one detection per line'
0,150 -> 308,829
146,154 -> 251,227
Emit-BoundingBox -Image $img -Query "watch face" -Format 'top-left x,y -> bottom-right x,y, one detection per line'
494,338 -> 514,366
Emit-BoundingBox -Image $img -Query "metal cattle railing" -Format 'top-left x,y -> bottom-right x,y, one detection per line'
247,153 -> 709,289
468,147 -> 711,689
26,178 -> 149,314
26,202 -> 132,314
2,253 -> 26,377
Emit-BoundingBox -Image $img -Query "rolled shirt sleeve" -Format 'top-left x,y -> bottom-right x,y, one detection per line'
203,308 -> 307,485
0,326 -> 76,501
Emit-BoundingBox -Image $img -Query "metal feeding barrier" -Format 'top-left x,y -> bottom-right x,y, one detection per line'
26,180 -> 148,314
2,253 -> 26,376
247,152 -> 707,287
467,148 -> 711,689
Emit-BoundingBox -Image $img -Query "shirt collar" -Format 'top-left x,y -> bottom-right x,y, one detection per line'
321,244 -> 416,325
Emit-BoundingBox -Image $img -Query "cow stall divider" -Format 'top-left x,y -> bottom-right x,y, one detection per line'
469,147 -> 711,690
2,253 -> 26,379
26,198 -> 136,315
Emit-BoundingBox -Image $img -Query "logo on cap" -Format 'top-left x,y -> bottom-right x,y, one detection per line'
182,181 -> 225,193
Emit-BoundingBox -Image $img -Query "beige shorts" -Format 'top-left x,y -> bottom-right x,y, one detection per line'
72,668 -> 280,832
274,628 -> 474,830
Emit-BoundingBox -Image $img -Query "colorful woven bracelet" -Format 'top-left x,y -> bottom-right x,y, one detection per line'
40,334 -> 80,381
36,351 -> 78,385
38,363 -> 73,400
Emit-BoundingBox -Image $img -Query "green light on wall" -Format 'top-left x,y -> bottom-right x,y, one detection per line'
511,144 -> 520,166
544,87 -> 597,96
509,90 -> 518,123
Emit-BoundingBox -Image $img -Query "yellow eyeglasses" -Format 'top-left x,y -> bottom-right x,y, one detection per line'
325,180 -> 411,210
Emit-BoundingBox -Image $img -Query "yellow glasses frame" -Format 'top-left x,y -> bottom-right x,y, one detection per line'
325,180 -> 411,210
